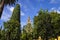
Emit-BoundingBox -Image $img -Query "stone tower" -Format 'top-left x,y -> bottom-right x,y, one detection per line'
23,16 -> 33,40
24,16 -> 32,33
27,16 -> 31,24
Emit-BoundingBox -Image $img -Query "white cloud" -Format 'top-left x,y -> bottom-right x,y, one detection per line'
21,22 -> 26,28
21,11 -> 25,16
50,7 -> 56,11
9,7 -> 14,12
18,2 -> 22,7
7,5 -> 14,12
50,0 -> 57,3
57,10 -> 60,13
58,7 -> 60,10
50,7 -> 60,13
1,14 -> 10,22
51,7 -> 56,10
50,0 -> 60,4
1,7 -> 12,22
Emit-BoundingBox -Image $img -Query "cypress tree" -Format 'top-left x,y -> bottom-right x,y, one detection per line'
4,4 -> 21,40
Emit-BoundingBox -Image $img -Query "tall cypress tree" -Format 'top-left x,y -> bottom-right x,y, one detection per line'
11,4 -> 20,22
4,4 -> 21,40
11,4 -> 21,40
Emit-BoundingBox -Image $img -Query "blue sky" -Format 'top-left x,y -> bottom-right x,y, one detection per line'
0,0 -> 60,28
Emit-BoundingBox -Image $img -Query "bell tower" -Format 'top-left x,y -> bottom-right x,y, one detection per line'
27,16 -> 31,24
23,16 -> 32,33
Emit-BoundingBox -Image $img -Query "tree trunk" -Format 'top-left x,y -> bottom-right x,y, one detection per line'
0,0 -> 4,18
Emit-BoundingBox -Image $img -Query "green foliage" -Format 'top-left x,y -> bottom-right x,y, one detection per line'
1,0 -> 18,5
4,20 -> 20,40
4,4 -> 20,40
33,9 -> 60,40
50,12 -> 60,37
0,5 -> 60,40
11,4 -> 20,22
21,31 -> 27,40
0,27 -> 6,40
22,21 -> 33,40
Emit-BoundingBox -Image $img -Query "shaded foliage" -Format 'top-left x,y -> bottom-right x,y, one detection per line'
0,0 -> 18,18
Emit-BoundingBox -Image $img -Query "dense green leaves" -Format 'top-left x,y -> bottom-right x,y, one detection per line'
33,9 -> 60,40
11,4 -> 20,22
4,4 -> 20,40
4,0 -> 15,5
1,0 -> 18,5
1,6 -> 60,40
